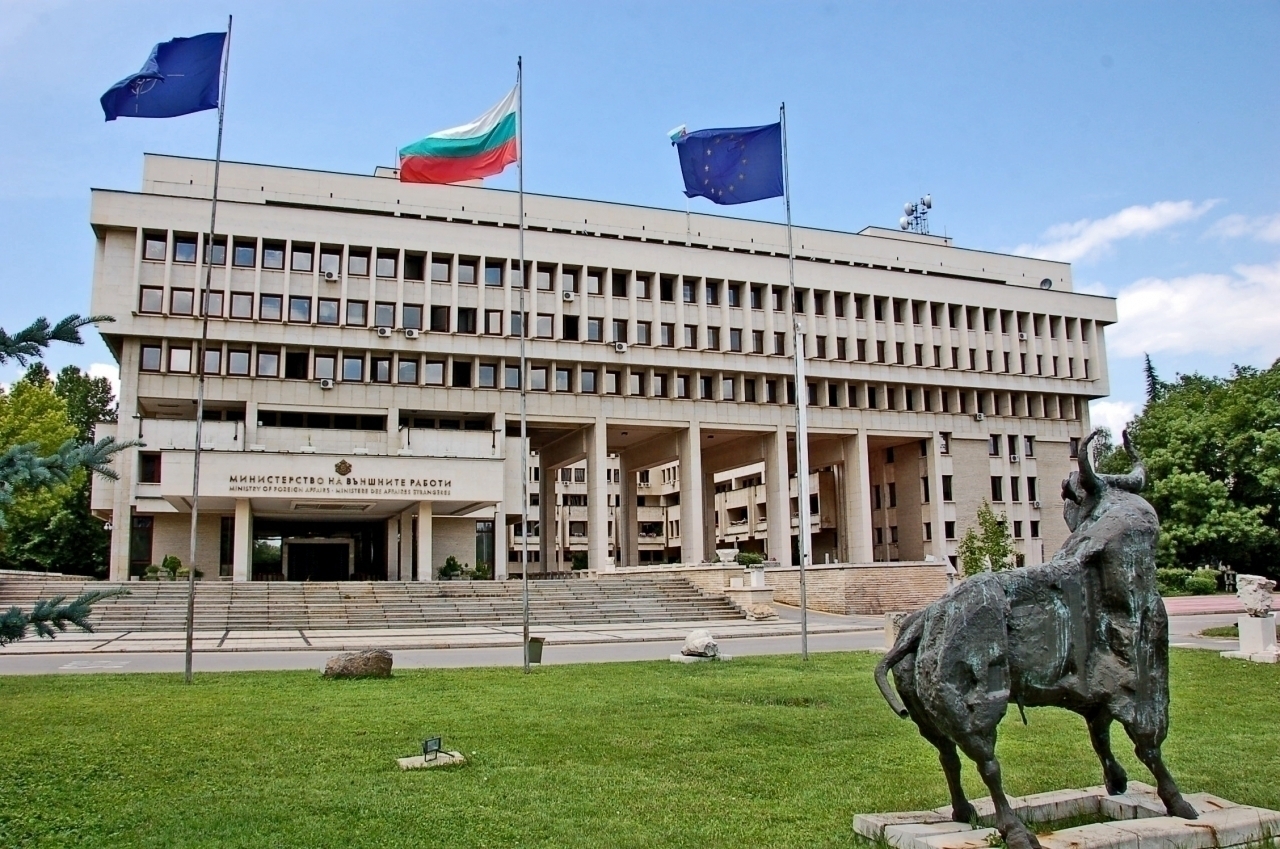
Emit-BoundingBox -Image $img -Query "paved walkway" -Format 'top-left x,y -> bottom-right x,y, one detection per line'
1162,594 -> 1267,616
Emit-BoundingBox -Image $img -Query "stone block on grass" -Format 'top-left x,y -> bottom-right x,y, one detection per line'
323,648 -> 393,678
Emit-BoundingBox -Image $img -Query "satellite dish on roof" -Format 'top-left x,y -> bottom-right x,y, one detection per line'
904,202 -> 915,216
923,194 -> 932,209
1040,278 -> 1053,289
900,217 -> 910,230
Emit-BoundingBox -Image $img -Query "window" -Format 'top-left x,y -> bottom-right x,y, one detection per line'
612,319 -> 627,343
989,435 -> 1001,457
945,521 -> 956,540
403,304 -> 423,331
924,522 -> 932,541
652,373 -> 667,397
537,314 -> 554,339
201,290 -> 223,317
527,366 -> 545,391
1023,436 -> 1035,457
254,349 -> 278,377
202,348 -> 221,374
1028,477 -> 1038,501
342,356 -> 363,381
1013,521 -> 1024,539
139,287 -> 163,313
727,283 -> 742,307
586,270 -> 603,295
794,290 -> 807,313
457,308 -> 477,334
372,358 -> 392,383
942,475 -> 953,501
660,276 -> 675,302
291,245 -> 313,272
857,339 -> 867,361
486,310 -> 504,335
346,300 -> 367,326
888,482 -> 898,508
289,296 -> 311,323
556,367 -> 572,392
684,325 -> 697,348
313,355 -> 336,381
431,306 -> 450,333
834,293 -> 846,318
143,233 -> 166,261
635,321 -> 651,345
605,371 -> 620,395
315,248 -> 339,277
699,375 -> 714,399
232,240 -> 256,267
774,332 -> 786,355
683,280 -> 697,303
457,259 -> 476,284
636,275 -> 651,299
580,369 -> 597,393
505,365 -> 520,389
743,379 -> 756,402
660,323 -> 674,347
587,318 -> 603,342
425,361 -> 445,385
630,372 -> 645,395
228,350 -> 250,376
372,302 -> 394,328
474,364 -> 498,388
398,358 -> 418,384
282,352 -> 306,380
1030,521 -> 1040,538
1069,437 -> 1080,458
750,286 -> 763,310
729,328 -> 742,352
721,378 -> 735,400
138,453 -> 162,483
705,282 -> 720,305
403,252 -> 425,281
816,336 -> 827,358
896,341 -> 905,363
262,242 -> 285,270
765,380 -> 777,403
676,374 -> 689,398
890,526 -> 899,544
510,312 -> 526,336
316,299 -> 339,325
166,347 -> 191,373
536,265 -> 553,291
555,268 -> 574,293
1011,477 -> 1021,502
752,330 -> 764,354
991,476 -> 1004,501
705,327 -> 719,349
611,272 -> 627,297
484,261 -> 504,286
837,338 -> 847,360
562,315 -> 579,340
939,432 -> 951,454
204,237 -> 227,266
431,257 -> 450,282
259,295 -> 282,321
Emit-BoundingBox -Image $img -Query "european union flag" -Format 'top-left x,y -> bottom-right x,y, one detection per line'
101,32 -> 226,121
674,123 -> 784,205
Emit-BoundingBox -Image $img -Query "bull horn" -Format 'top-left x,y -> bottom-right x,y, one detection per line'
1077,429 -> 1102,495
1101,428 -> 1146,493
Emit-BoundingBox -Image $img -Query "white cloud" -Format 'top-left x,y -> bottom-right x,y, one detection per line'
1204,213 -> 1280,243
88,362 -> 120,400
1013,200 -> 1218,263
1089,399 -> 1138,436
1107,260 -> 1280,358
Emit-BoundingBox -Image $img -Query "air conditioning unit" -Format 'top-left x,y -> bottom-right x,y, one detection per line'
404,328 -> 420,339
973,412 -> 986,422
1018,332 -> 1028,341
614,341 -> 628,353
562,290 -> 576,302
1031,500 -> 1041,509
318,378 -> 335,390
376,326 -> 393,338
323,270 -> 339,282
1010,455 -> 1020,463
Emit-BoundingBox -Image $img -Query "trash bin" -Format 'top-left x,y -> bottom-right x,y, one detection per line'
526,637 -> 545,664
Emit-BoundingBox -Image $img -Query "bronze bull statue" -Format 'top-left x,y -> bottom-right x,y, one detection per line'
875,430 -> 1196,849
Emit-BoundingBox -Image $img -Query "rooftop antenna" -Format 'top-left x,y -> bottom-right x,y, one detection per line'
899,194 -> 932,235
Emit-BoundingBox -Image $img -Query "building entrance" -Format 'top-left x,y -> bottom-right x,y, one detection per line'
285,540 -> 352,581
252,518 -> 388,581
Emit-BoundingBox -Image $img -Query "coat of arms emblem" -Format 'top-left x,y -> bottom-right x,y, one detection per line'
334,459 -> 352,476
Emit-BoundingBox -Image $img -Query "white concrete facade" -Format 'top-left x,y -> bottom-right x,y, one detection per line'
90,155 -> 1113,582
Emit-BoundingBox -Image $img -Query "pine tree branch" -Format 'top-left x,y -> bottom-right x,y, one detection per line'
0,589 -> 128,647
0,315 -> 114,366
0,436 -> 142,527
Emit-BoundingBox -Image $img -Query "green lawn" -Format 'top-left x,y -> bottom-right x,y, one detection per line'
1,650 -> 1275,848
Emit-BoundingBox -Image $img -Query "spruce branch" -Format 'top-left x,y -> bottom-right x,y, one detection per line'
0,314 -> 114,366
0,437 -> 141,527
0,589 -> 128,647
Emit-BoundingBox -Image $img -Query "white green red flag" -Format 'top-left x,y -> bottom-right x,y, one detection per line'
399,87 -> 518,184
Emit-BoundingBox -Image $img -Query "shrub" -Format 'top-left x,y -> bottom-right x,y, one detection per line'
571,552 -> 589,570
1156,568 -> 1192,595
438,556 -> 462,580
144,564 -> 161,580
1187,569 -> 1219,595
736,551 -> 765,567
473,561 -> 493,580
160,555 -> 182,578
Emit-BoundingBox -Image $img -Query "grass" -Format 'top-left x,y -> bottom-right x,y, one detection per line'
1200,624 -> 1240,638
1,650 -> 1276,848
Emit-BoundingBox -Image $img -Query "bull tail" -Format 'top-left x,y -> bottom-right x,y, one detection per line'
875,614 -> 923,719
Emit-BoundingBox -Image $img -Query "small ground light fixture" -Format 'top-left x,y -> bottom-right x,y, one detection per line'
900,195 -> 932,234
423,736 -> 443,761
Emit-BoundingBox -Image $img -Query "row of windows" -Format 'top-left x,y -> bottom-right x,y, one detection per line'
138,232 -> 1093,339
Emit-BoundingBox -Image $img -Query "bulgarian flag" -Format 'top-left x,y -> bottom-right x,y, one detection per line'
399,87 -> 518,184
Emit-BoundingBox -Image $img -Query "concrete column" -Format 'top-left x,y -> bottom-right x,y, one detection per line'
232,498 -> 252,582
492,502 -> 508,581
618,454 -> 637,569
925,436 -> 948,562
586,417 -> 610,569
108,341 -> 140,581
678,420 -> 705,564
538,462 -> 554,572
763,424 -> 790,565
385,517 -> 399,580
842,432 -> 874,564
399,507 -> 414,581
416,501 -> 433,581
702,470 -> 716,562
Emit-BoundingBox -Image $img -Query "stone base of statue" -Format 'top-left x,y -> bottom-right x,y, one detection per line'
854,782 -> 1280,849
1220,613 -> 1278,663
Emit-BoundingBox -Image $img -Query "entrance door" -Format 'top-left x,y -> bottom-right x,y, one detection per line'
286,542 -> 351,581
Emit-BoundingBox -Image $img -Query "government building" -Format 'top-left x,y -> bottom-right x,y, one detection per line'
90,154 -> 1115,586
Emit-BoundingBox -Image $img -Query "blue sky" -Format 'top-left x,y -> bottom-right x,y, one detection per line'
2,1 -> 1277,432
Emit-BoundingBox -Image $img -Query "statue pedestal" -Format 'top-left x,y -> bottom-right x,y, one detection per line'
1220,614 -> 1278,663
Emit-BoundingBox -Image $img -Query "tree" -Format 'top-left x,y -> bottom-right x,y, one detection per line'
54,365 -> 117,442
957,500 -> 1016,577
0,315 -> 134,643
1119,359 -> 1280,576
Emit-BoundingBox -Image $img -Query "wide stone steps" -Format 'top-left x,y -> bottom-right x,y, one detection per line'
0,576 -> 743,631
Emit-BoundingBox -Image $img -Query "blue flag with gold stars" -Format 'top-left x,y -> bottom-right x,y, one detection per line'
673,123 -> 783,205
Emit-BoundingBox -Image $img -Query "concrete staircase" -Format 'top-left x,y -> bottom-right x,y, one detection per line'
0,576 -> 744,632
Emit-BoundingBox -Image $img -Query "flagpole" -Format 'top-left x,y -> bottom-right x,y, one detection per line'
517,57 -> 531,675
781,102 -> 810,662
184,15 -> 232,684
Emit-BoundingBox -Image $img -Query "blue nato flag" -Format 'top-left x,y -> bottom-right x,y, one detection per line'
674,123 -> 784,205
101,32 -> 226,121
